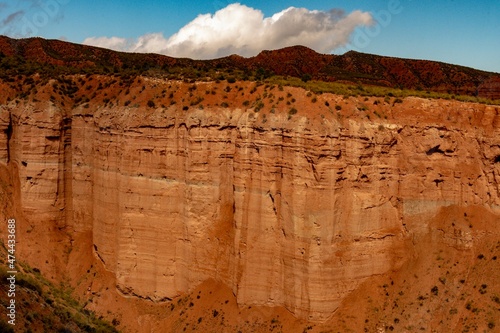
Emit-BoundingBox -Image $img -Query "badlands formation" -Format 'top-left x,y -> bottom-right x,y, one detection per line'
0,73 -> 499,332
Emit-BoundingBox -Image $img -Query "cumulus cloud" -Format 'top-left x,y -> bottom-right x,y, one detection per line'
83,3 -> 373,59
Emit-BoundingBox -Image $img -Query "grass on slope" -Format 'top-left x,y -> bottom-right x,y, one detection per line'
0,244 -> 119,333
267,76 -> 500,106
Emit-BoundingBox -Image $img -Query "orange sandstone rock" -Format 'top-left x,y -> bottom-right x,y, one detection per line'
1,80 -> 499,324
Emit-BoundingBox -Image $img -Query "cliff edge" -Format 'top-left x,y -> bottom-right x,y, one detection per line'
0,74 -> 499,331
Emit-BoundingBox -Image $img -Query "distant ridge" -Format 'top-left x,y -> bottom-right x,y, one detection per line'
1,35 -> 499,99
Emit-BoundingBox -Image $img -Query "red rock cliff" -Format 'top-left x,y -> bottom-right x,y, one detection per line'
1,78 -> 500,323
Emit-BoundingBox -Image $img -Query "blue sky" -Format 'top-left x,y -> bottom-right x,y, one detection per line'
0,0 -> 499,72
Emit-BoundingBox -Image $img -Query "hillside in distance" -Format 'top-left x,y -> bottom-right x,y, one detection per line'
1,35 -> 499,99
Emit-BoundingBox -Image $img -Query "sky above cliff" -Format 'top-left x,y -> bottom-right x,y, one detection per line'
0,0 -> 499,73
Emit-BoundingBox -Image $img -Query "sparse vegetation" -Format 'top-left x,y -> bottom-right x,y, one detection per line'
0,249 -> 118,333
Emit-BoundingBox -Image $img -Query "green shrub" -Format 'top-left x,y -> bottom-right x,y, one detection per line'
190,96 -> 204,106
358,104 -> 368,111
254,100 -> 264,112
18,275 -> 43,294
0,320 -> 14,333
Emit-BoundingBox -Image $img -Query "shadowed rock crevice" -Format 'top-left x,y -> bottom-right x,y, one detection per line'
426,145 -> 445,155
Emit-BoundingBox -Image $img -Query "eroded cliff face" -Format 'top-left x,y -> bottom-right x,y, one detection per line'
1,78 -> 500,322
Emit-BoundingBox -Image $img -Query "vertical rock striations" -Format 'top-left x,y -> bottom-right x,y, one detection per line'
1,92 -> 500,322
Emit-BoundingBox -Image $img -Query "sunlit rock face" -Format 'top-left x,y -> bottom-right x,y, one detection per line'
2,83 -> 500,322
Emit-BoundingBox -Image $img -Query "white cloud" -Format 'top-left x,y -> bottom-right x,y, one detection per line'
83,36 -> 129,51
83,3 -> 373,59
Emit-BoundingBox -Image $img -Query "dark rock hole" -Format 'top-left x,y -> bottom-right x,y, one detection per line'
434,179 -> 444,186
426,145 -> 445,155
